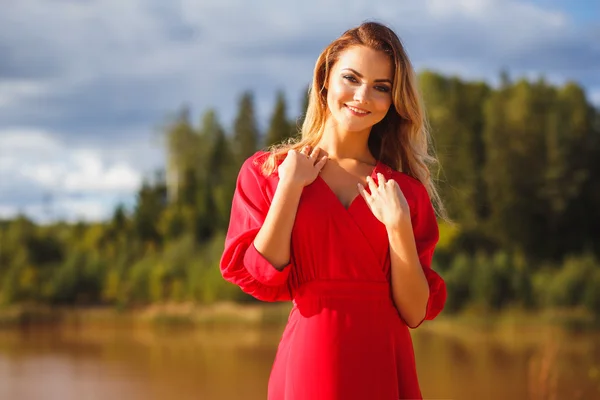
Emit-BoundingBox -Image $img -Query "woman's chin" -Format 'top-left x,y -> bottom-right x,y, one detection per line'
338,121 -> 373,134
326,114 -> 376,134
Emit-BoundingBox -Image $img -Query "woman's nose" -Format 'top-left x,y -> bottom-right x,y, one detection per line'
353,84 -> 369,103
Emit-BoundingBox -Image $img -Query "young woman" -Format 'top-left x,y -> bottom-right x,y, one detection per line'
220,21 -> 447,400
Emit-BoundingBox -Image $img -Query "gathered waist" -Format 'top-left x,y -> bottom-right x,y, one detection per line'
291,280 -> 393,313
294,280 -> 390,300
291,280 -> 394,317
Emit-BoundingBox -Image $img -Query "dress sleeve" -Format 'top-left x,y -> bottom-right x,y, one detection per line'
409,182 -> 447,328
219,155 -> 292,302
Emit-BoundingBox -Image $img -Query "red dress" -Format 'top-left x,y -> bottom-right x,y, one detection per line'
220,151 -> 446,400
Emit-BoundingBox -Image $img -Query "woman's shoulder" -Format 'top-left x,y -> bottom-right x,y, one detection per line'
380,162 -> 428,200
238,151 -> 284,202
379,162 -> 423,187
240,150 -> 282,181
241,150 -> 269,171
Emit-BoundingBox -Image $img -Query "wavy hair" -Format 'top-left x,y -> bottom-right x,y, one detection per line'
260,21 -> 447,220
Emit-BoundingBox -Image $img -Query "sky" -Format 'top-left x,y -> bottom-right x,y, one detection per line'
1,0 -> 599,223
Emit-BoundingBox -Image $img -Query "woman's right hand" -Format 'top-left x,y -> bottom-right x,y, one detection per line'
278,145 -> 328,188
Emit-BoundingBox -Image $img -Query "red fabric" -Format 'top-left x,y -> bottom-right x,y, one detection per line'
221,151 -> 447,400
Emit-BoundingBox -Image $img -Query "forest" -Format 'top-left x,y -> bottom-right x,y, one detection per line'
1,70 -> 599,318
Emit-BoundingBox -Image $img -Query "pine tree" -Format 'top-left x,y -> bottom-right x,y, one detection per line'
483,78 -> 549,259
163,106 -> 200,203
543,82 -> 596,256
197,109 -> 236,234
133,180 -> 166,245
264,90 -> 292,147
296,85 -> 311,133
418,71 -> 490,231
233,91 -> 260,166
197,109 -> 231,183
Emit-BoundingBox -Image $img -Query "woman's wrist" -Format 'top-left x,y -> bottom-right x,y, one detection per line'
277,177 -> 305,194
385,215 -> 412,235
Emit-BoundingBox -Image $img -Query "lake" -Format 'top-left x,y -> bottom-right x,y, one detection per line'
0,318 -> 599,399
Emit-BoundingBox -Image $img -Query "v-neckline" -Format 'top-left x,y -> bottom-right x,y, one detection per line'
316,161 -> 381,212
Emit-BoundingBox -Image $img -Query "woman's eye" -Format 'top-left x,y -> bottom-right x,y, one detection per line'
343,75 -> 390,93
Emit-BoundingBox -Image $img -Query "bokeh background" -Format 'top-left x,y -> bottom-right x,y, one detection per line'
1,1 -> 599,399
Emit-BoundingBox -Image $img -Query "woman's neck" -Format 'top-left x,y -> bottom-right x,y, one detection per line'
317,119 -> 376,165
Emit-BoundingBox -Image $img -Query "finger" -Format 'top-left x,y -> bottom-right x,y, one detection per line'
309,146 -> 320,159
315,155 -> 328,171
377,173 -> 386,189
357,183 -> 370,202
301,145 -> 311,156
389,179 -> 406,200
308,146 -> 320,165
366,175 -> 378,193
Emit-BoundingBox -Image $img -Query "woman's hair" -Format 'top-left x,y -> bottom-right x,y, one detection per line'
260,21 -> 447,220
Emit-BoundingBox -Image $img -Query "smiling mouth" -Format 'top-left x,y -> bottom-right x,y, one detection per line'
345,104 -> 370,115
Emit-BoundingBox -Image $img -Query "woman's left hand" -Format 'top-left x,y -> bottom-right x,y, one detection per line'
358,173 -> 410,229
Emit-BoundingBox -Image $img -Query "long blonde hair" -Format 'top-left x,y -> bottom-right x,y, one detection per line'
260,21 -> 447,220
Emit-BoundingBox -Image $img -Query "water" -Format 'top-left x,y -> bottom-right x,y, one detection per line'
0,321 -> 598,399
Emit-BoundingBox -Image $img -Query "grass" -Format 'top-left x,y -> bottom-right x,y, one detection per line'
0,301 -> 293,329
0,302 -> 597,332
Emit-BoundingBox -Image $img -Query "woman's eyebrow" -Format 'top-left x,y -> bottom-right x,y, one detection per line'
341,68 -> 392,84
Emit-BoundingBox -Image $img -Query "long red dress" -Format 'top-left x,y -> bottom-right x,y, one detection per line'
220,151 -> 446,400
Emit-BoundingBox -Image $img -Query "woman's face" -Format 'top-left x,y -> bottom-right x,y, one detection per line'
325,45 -> 394,135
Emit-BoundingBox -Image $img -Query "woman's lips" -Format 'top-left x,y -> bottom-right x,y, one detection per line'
345,104 -> 370,116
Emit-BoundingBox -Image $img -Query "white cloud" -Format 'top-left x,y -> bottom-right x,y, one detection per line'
0,80 -> 52,108
63,154 -> 140,193
0,128 -> 61,153
0,195 -> 125,224
0,129 -> 142,194
0,128 -> 146,222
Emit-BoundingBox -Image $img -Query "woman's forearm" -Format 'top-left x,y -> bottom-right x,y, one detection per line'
253,179 -> 304,271
387,221 -> 430,327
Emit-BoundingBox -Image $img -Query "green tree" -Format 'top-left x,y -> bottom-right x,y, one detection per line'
132,179 -> 166,246
111,204 -> 127,232
197,109 -> 224,180
296,85 -> 311,133
196,109 -> 236,238
543,83 -> 597,256
419,72 -> 490,233
232,91 -> 260,166
163,106 -> 201,203
482,79 -> 548,258
483,77 -> 597,260
264,90 -> 293,146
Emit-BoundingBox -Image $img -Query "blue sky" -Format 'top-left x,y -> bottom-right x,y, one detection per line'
527,0 -> 600,22
1,0 -> 599,223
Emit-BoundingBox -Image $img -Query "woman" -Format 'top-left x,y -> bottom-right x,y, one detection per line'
220,21 -> 447,400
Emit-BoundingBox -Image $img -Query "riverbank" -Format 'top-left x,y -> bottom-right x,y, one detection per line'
0,302 -> 293,329
0,302 -> 598,333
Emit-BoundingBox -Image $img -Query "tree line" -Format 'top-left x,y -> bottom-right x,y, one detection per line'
1,71 -> 599,317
